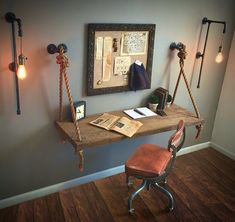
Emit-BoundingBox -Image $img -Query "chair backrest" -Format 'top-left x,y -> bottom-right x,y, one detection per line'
168,120 -> 185,153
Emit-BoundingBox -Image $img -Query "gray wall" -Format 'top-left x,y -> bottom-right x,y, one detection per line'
1,0 -> 235,199
212,31 -> 235,157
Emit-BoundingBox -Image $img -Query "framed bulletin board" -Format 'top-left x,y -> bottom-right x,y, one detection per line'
87,23 -> 156,96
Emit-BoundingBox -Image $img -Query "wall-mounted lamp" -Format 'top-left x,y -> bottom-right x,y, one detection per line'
5,12 -> 27,114
196,17 -> 226,88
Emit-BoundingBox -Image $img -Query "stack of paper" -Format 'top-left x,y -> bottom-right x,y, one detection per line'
124,107 -> 157,119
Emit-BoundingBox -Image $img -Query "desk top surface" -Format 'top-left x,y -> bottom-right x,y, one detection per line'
55,104 -> 204,150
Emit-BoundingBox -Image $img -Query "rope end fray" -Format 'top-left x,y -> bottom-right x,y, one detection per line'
195,124 -> 203,139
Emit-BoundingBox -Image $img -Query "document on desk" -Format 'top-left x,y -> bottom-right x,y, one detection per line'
90,113 -> 142,137
124,107 -> 157,119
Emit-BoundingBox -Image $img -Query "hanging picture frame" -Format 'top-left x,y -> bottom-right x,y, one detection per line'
87,23 -> 156,96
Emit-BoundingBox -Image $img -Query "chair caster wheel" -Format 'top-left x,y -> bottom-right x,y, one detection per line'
129,208 -> 135,214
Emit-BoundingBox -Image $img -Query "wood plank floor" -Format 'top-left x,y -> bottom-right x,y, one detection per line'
1,148 -> 235,222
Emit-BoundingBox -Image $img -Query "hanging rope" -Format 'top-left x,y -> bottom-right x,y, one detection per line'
59,62 -> 63,121
56,47 -> 84,170
56,48 -> 82,141
171,43 -> 203,139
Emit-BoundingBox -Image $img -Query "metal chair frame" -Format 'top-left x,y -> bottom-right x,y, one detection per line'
126,127 -> 185,214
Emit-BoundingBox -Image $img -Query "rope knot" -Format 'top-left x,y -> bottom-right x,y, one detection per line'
56,48 -> 69,71
56,54 -> 69,66
177,50 -> 187,60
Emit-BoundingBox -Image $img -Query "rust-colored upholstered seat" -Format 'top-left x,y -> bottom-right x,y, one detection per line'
125,120 -> 185,214
125,144 -> 172,178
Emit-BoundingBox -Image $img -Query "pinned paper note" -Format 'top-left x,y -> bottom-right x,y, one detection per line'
102,37 -> 112,82
121,32 -> 148,55
114,56 -> 131,76
135,60 -> 142,66
96,37 -> 103,60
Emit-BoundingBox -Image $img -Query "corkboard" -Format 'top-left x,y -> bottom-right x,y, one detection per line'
87,24 -> 156,96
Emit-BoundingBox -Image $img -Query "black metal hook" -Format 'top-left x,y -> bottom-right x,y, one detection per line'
47,43 -> 68,54
170,42 -> 184,51
170,42 -> 187,60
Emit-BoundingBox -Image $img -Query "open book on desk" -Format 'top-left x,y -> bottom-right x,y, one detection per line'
124,107 -> 157,119
89,113 -> 143,137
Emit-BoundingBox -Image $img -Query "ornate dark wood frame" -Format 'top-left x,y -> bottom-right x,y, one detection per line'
87,23 -> 156,96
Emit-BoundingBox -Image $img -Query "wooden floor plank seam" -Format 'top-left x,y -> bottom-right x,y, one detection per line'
0,148 -> 235,222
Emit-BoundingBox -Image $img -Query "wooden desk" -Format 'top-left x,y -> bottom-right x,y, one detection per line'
55,104 -> 204,151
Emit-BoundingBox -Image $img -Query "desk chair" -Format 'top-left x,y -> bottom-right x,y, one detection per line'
125,120 -> 185,213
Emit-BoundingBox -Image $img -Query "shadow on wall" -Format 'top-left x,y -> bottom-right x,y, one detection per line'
0,56 -> 12,116
0,123 -> 59,162
0,123 -> 81,198
0,39 -> 19,116
161,49 -> 175,90
82,24 -> 88,97
26,47 -> 58,121
190,24 -> 204,87
160,23 -> 204,92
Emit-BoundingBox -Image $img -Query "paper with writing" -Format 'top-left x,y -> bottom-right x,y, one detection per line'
114,56 -> 131,76
124,107 -> 157,119
102,37 -> 112,81
90,113 -> 119,130
90,113 -> 143,137
96,37 -> 103,60
111,116 -> 143,137
121,32 -> 148,55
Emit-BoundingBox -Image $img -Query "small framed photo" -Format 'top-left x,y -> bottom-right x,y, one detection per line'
74,101 -> 86,121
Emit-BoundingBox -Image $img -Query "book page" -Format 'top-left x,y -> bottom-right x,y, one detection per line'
124,107 -> 157,119
90,113 -> 120,130
135,107 -> 157,116
111,117 -> 143,137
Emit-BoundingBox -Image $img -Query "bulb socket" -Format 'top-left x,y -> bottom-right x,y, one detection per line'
218,46 -> 222,53
18,54 -> 26,65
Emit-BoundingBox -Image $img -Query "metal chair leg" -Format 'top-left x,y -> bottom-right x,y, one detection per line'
152,182 -> 174,211
126,175 -> 133,187
128,180 -> 147,214
159,177 -> 167,186
146,181 -> 150,191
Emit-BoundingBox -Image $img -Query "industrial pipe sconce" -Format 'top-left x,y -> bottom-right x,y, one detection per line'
196,17 -> 226,88
5,12 -> 27,115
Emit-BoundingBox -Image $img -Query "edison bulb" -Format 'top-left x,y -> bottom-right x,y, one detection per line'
17,54 -> 27,79
215,52 -> 223,63
17,64 -> 27,79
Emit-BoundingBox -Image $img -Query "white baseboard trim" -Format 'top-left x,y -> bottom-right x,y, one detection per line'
177,141 -> 210,156
0,142 -> 211,209
210,142 -> 235,160
0,165 -> 125,209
